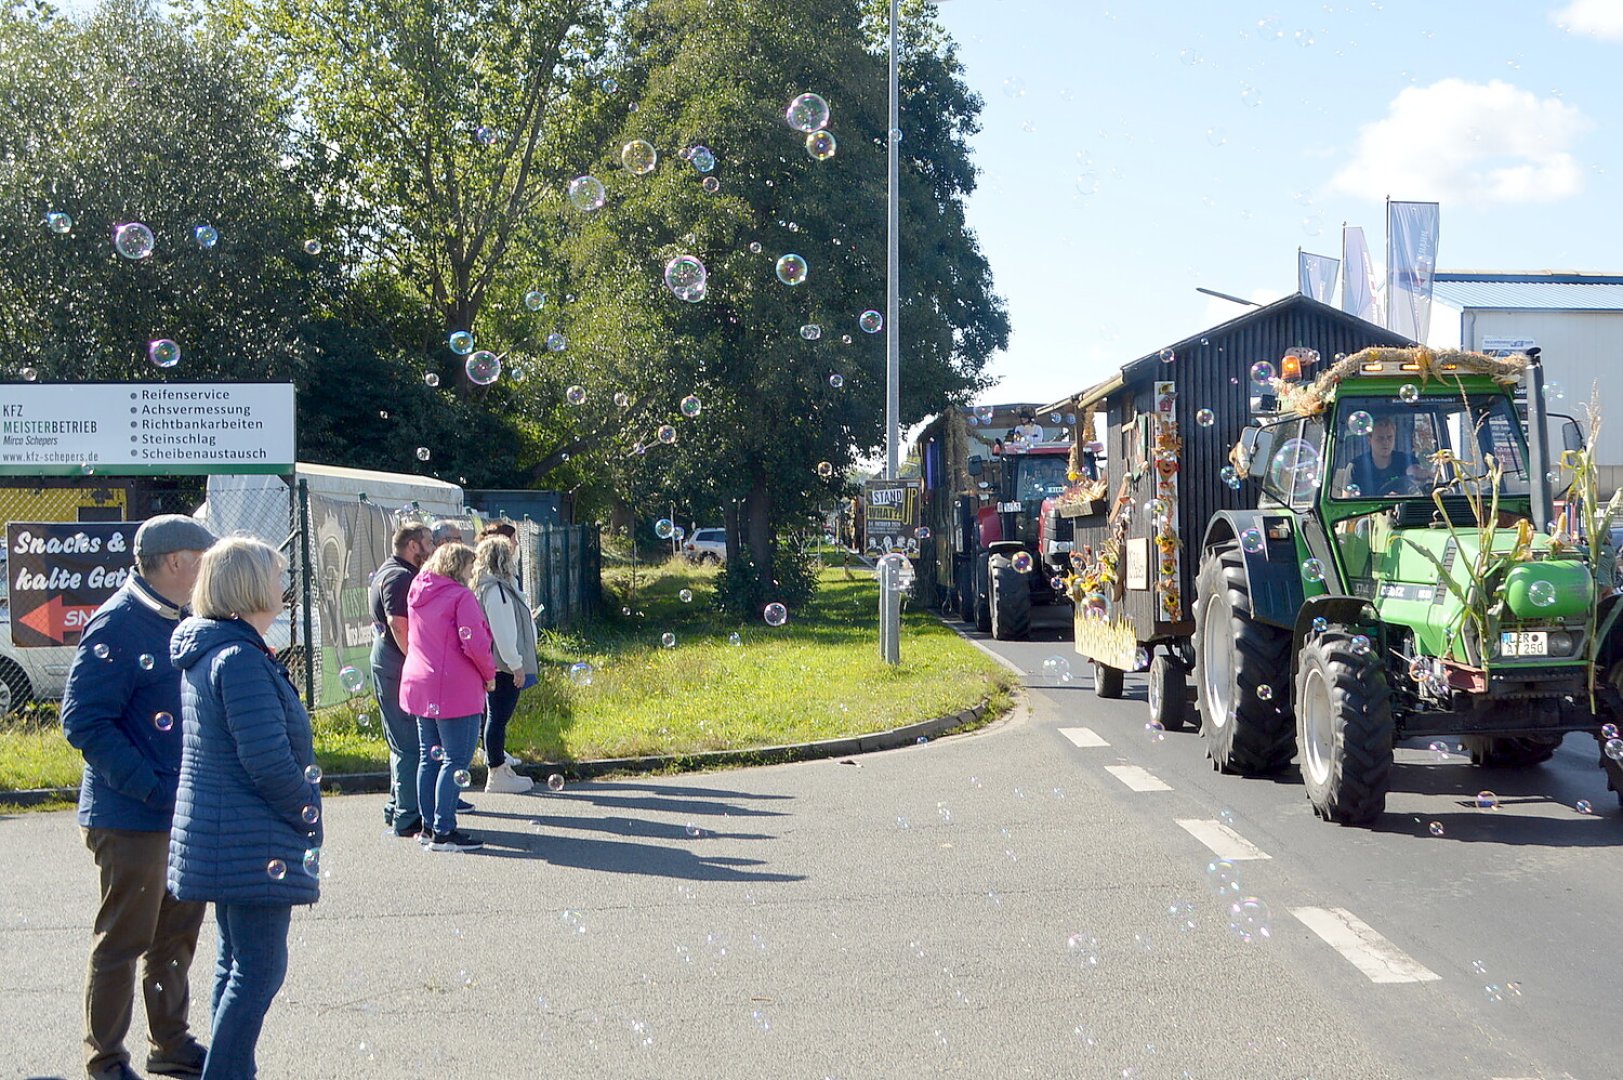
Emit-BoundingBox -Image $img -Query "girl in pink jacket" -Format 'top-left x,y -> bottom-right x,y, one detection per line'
401,542 -> 495,851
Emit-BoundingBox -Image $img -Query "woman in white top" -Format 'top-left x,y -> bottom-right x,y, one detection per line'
473,536 -> 540,793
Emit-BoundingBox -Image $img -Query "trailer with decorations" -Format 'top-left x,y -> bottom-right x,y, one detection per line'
1041,294 -> 1410,726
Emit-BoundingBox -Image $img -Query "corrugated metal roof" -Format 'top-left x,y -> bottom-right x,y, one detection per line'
1432,276 -> 1623,311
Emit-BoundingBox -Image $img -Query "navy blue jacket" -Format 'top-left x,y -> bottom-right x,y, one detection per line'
61,575 -> 189,832
167,616 -> 322,906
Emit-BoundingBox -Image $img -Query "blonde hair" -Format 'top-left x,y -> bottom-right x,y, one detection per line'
422,541 -> 476,585
475,536 -> 516,581
194,536 -> 286,619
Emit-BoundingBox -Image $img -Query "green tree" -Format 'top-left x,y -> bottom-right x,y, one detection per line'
547,0 -> 1006,609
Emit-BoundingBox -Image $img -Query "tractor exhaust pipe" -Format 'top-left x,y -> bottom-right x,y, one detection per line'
1525,347 -> 1555,534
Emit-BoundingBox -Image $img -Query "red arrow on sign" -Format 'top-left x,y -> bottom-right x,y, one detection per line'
17,595 -> 99,645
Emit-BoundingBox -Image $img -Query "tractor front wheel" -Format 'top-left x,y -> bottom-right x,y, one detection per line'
990,560 -> 1032,641
1192,545 -> 1295,775
1295,626 -> 1394,824
973,553 -> 992,633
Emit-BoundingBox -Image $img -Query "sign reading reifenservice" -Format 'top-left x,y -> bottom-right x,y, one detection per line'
0,383 -> 295,476
7,522 -> 136,647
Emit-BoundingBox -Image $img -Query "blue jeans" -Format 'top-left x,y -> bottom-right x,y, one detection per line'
370,654 -> 420,832
204,903 -> 292,1080
417,715 -> 479,837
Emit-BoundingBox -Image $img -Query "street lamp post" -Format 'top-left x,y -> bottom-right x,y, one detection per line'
880,0 -> 903,666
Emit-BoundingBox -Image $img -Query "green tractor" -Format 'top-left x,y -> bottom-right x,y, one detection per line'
1191,346 -> 1623,824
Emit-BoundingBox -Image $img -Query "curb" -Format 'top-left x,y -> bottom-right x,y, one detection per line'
1,699 -> 995,807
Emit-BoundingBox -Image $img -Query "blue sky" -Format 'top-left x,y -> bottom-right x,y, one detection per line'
930,0 -> 1623,406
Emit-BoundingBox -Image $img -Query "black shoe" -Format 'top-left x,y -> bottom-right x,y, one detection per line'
456,798 -> 474,812
428,830 -> 483,852
147,1040 -> 207,1078
394,821 -> 426,838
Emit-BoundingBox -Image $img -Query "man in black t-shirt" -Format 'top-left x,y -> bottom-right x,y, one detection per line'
1348,415 -> 1427,496
370,523 -> 433,836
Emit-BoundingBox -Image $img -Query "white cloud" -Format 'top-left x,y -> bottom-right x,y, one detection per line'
1328,79 -> 1591,206
1553,0 -> 1623,42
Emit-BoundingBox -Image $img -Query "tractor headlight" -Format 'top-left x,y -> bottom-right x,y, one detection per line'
1548,630 -> 1575,657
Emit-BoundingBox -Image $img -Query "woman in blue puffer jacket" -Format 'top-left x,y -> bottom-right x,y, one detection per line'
168,537 -> 321,1080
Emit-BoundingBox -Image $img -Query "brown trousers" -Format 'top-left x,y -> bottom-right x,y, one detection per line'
82,827 -> 207,1072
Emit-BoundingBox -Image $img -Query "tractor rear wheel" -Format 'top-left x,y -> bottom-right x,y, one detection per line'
990,560 -> 1032,641
973,553 -> 992,633
1192,545 -> 1295,775
1295,626 -> 1393,824
1460,735 -> 1562,768
1148,654 -> 1191,732
1093,661 -> 1124,699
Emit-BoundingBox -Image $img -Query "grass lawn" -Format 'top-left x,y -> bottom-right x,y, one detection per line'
0,560 -> 1013,794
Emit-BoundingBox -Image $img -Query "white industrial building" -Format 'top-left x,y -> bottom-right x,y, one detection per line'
1426,271 -> 1623,486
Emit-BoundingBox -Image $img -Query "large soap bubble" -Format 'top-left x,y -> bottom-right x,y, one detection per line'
465,351 -> 502,386
786,92 -> 831,132
114,222 -> 155,260
664,254 -> 708,298
621,139 -> 658,175
567,175 -> 607,211
775,254 -> 808,286
147,339 -> 180,369
806,130 -> 837,160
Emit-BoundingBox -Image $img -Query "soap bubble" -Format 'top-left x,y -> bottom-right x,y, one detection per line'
448,331 -> 475,355
916,526 -> 931,540
1041,655 -> 1072,682
679,589 -> 693,603
465,351 -> 502,385
1545,381 -> 1565,400
763,602 -> 789,627
303,848 -> 321,878
304,764 -> 323,783
1311,616 -> 1328,633
1527,580 -> 1557,607
429,745 -> 445,762
46,210 -> 73,233
1249,360 -> 1274,383
728,632 -> 743,646
424,373 -> 440,388
566,385 -> 587,405
568,175 -> 607,211
1012,551 -> 1034,573
193,224 -> 218,249
613,391 -> 631,408
92,643 -> 112,660
621,139 -> 658,175
1220,465 -> 1240,488
301,804 -> 320,825
859,310 -> 884,333
1349,634 -> 1371,656
817,461 -> 834,478
147,339 -> 180,369
547,332 -> 568,352
1399,383 -> 1420,404
1605,737 -> 1623,761
1145,719 -> 1166,742
657,424 -> 677,444
1300,558 -> 1325,583
1196,408 -> 1215,427
1227,897 -> 1272,944
114,222 -> 155,260
661,633 -> 676,649
1428,821 -> 1445,836
458,625 -> 473,641
655,518 -> 675,540
339,665 -> 365,694
1206,858 -> 1241,895
1342,483 -> 1363,498
303,238 -> 322,255
416,447 -> 431,461
1475,790 -> 1499,811
1576,799 -> 1593,814
547,773 -> 565,792
453,769 -> 472,789
800,324 -> 822,340
786,92 -> 831,132
775,254 -> 808,286
1158,348 -> 1176,364
664,254 -> 707,297
154,711 -> 174,732
680,394 -> 702,418
1347,410 -> 1374,436
1240,528 -> 1264,553
1603,722 -> 1619,739
806,130 -> 837,160
474,124 -> 497,145
568,662 -> 594,686
267,859 -> 287,880
524,289 -> 546,311
828,373 -> 845,389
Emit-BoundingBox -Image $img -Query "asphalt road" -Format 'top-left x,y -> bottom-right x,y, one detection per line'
1,610 -> 1615,1079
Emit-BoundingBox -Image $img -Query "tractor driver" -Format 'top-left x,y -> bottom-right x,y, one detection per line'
1346,414 -> 1429,496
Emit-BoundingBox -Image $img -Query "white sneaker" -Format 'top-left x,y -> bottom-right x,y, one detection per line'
485,762 -> 535,794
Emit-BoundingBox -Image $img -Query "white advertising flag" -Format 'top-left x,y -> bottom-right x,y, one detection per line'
1341,225 -> 1378,322
1297,250 -> 1340,304
1386,201 -> 1440,342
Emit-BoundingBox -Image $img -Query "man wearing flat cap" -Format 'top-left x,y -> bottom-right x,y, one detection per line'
62,515 -> 217,1080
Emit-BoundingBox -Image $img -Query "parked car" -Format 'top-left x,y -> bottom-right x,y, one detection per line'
682,527 -> 727,565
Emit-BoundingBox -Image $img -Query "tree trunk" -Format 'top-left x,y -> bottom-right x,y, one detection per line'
744,471 -> 773,585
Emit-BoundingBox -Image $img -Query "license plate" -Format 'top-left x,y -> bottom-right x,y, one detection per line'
998,502 -> 1022,513
1500,631 -> 1548,657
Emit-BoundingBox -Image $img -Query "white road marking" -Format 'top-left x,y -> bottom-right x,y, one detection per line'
1102,764 -> 1171,792
1059,726 -> 1110,748
1175,818 -> 1272,861
1290,906 -> 1441,984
